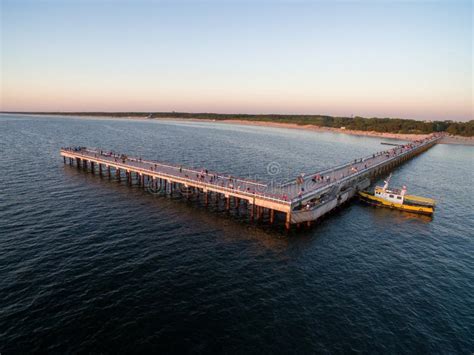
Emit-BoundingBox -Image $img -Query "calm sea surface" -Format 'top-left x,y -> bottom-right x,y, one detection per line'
1,114 -> 473,353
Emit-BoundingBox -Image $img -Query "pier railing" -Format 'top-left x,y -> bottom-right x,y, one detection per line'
291,136 -> 440,204
60,148 -> 292,205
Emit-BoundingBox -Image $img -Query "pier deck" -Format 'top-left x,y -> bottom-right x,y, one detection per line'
61,135 -> 440,229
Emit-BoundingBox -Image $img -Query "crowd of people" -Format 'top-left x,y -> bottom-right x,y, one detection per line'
290,136 -> 435,205
86,148 -> 274,198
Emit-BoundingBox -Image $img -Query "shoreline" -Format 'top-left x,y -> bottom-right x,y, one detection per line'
187,118 -> 430,141
2,112 -> 473,145
208,119 -> 474,145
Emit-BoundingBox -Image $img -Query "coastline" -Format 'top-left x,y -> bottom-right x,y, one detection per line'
2,112 -> 473,145
156,117 -> 474,145
190,119 -> 430,141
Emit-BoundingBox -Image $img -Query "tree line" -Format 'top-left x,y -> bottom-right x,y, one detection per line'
4,111 -> 473,136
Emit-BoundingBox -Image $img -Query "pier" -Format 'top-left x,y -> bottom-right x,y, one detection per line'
60,135 -> 440,229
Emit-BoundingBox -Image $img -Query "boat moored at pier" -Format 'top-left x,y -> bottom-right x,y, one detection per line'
358,174 -> 436,215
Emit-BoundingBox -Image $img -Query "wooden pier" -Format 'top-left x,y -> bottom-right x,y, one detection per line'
60,135 -> 440,229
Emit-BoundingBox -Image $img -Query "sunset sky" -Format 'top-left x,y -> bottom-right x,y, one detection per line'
1,0 -> 472,121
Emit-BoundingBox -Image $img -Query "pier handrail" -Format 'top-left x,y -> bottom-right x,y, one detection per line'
280,138 -> 430,187
82,148 -> 268,188
61,136 -> 440,208
290,136 -> 440,205
60,148 -> 292,205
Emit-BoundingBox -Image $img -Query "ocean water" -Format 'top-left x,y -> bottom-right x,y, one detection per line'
1,114 -> 473,353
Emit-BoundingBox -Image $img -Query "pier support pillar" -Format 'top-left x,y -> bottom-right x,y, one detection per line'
270,209 -> 275,224
285,213 -> 291,230
226,197 -> 230,211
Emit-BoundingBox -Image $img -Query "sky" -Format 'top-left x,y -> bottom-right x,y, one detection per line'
0,0 -> 472,121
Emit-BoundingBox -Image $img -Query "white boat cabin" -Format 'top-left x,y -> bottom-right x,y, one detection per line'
374,176 -> 407,204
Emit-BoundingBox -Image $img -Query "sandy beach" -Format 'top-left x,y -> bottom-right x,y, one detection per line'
203,119 -> 431,141
7,113 -> 474,145
157,117 -> 474,145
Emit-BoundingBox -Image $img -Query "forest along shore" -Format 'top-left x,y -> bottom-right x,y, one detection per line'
2,112 -> 473,145
209,119 -> 474,145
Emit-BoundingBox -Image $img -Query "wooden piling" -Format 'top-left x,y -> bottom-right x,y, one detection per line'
285,213 -> 291,230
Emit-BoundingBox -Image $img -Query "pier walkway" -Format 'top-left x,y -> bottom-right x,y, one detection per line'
61,135 -> 440,229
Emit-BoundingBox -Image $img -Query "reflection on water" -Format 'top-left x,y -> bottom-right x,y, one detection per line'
356,200 -> 434,223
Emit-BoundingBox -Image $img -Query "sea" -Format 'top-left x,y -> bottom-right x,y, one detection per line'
1,114 -> 473,353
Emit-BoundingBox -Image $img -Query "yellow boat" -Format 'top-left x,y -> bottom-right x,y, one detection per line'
358,175 -> 436,215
